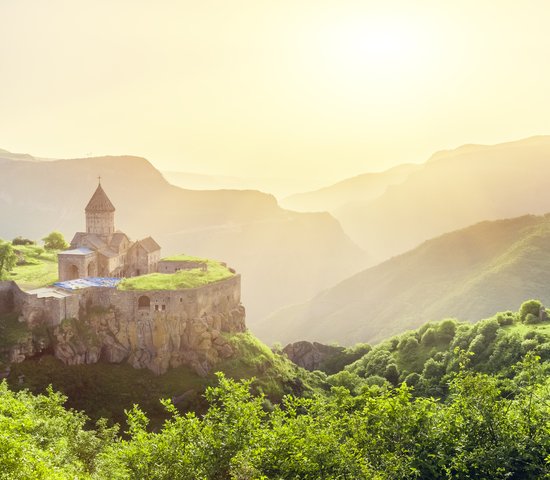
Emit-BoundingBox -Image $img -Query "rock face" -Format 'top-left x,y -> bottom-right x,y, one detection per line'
53,305 -> 245,375
283,341 -> 344,371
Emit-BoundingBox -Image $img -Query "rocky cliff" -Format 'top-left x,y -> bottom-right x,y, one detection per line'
0,276 -> 247,376
54,305 -> 245,375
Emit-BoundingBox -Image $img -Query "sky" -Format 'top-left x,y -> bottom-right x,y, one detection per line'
1,0 -> 550,189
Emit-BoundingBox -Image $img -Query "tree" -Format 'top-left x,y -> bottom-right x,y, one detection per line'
0,241 -> 17,280
42,231 -> 69,250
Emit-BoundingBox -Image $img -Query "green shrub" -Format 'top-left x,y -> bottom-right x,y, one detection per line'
519,299 -> 542,323
524,313 -> 540,325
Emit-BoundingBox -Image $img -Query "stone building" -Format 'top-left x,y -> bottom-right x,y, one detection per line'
58,181 -> 161,280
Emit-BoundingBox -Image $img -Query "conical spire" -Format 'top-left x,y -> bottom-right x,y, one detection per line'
85,181 -> 115,213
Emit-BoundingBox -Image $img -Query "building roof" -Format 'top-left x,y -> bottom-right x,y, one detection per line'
58,247 -> 94,256
137,236 -> 161,253
26,287 -> 75,298
109,232 -> 130,252
85,182 -> 115,213
54,277 -> 122,291
71,232 -> 107,250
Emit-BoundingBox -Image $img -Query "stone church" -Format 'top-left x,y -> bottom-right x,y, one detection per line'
58,181 -> 161,281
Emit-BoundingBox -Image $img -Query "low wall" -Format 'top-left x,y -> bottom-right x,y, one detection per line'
157,260 -> 207,274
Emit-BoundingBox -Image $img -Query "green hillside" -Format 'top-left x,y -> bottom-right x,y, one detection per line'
2,303 -> 550,479
259,214 -> 550,345
6,332 -> 319,429
5,243 -> 58,289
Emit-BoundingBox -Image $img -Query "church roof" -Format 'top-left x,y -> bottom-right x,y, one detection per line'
85,183 -> 115,213
137,236 -> 161,253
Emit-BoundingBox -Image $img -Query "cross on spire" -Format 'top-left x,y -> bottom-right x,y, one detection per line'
98,175 -> 101,185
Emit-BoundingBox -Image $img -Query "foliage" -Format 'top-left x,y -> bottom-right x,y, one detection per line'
0,313 -> 31,351
42,231 -> 69,251
12,236 -> 35,246
519,299 -> 543,323
346,303 -> 550,399
3,303 -> 550,478
0,240 -> 17,280
8,357 -> 547,479
0,381 -> 118,479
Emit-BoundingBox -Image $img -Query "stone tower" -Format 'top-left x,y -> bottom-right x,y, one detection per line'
85,180 -> 115,237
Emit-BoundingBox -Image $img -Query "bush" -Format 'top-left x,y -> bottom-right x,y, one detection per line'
496,311 -> 515,326
519,300 -> 542,323
524,313 -> 541,325
12,236 -> 35,246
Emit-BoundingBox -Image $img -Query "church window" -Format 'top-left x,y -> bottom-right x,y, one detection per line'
137,296 -> 150,310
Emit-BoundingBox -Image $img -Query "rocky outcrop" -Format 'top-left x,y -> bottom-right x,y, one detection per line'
53,305 -> 246,376
283,341 -> 344,371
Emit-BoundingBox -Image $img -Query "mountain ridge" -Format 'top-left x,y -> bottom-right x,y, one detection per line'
258,213 -> 550,345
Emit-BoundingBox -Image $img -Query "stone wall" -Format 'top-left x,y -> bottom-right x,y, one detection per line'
54,275 -> 245,375
0,281 -> 15,315
2,274 -> 245,376
11,285 -> 80,328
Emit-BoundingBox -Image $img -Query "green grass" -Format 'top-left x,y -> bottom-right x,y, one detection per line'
7,244 -> 58,290
118,255 -> 234,291
503,321 -> 550,337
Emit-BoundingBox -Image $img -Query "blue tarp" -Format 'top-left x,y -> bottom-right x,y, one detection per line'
54,277 -> 122,291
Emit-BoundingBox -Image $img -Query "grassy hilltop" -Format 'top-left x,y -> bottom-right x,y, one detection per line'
118,255 -> 235,291
4,243 -> 58,289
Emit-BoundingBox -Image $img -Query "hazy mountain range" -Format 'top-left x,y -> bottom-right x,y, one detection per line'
0,152 -> 367,324
259,214 -> 550,345
283,136 -> 550,264
280,163 -> 421,212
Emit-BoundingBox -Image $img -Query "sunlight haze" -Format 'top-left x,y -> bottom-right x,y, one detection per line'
1,0 -> 549,188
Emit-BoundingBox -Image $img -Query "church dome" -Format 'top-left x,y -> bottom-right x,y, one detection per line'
85,183 -> 115,212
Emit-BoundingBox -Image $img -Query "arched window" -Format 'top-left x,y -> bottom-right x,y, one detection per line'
137,295 -> 151,310
68,264 -> 79,280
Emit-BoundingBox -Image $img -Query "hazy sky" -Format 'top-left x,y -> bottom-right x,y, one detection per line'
1,1 -> 549,186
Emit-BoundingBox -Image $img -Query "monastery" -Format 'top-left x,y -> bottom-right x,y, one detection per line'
0,181 -> 246,375
58,181 -> 161,280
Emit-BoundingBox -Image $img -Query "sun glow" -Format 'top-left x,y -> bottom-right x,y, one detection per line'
307,13 -> 437,96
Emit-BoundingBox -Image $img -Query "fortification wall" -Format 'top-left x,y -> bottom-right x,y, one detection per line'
11,284 -> 80,328
0,281 -> 15,315
55,274 -> 245,375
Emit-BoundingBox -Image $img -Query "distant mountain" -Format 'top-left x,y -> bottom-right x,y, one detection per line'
0,152 -> 367,324
258,214 -> 550,345
335,136 -> 550,262
163,171 -> 319,198
280,163 -> 421,212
